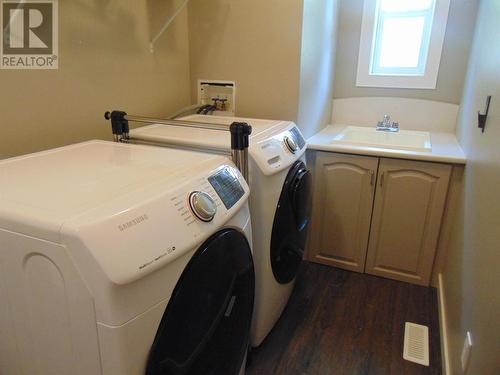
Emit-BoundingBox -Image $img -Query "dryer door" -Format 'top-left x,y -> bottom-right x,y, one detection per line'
146,229 -> 254,375
270,161 -> 312,284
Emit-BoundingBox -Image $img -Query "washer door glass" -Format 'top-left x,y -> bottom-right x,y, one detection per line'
270,161 -> 312,284
146,228 -> 254,375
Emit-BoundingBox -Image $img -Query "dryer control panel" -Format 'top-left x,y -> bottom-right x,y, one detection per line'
250,124 -> 307,176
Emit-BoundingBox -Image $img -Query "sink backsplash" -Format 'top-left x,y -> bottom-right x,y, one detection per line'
331,97 -> 458,133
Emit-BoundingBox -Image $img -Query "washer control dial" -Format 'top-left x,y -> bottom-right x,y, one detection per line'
189,191 -> 217,222
284,135 -> 299,154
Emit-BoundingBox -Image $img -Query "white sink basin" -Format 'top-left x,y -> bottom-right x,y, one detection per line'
332,126 -> 432,152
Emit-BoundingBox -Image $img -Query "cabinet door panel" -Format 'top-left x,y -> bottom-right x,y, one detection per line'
308,152 -> 378,272
366,158 -> 451,285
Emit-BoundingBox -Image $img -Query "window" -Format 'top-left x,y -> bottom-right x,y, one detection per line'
356,0 -> 450,89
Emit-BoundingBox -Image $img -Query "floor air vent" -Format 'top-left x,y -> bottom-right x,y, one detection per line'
403,322 -> 429,366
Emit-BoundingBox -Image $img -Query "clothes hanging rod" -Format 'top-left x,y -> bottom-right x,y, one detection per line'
104,110 -> 252,182
118,114 -> 229,131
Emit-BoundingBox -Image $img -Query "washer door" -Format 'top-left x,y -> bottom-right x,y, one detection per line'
270,161 -> 312,284
146,229 -> 254,375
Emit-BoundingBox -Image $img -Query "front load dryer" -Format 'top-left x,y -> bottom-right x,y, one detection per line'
0,140 -> 254,375
130,115 -> 312,347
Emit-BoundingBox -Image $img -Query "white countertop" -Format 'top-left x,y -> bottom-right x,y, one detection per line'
307,124 -> 466,164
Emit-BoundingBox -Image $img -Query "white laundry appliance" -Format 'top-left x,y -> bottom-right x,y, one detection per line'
0,140 -> 254,375
129,115 -> 312,347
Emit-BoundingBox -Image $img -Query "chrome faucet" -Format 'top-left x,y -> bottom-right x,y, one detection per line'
376,114 -> 399,132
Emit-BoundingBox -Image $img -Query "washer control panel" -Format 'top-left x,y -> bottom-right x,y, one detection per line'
173,165 -> 245,226
189,191 -> 217,222
67,162 -> 250,285
208,166 -> 245,209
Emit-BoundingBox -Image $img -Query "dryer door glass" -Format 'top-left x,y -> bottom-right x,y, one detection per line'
290,167 -> 312,232
270,161 -> 312,284
146,229 -> 254,375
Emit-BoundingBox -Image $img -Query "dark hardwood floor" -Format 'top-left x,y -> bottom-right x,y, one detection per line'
247,262 -> 441,375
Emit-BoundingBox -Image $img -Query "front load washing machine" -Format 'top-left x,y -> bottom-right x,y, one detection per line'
0,140 -> 254,375
129,115 -> 312,347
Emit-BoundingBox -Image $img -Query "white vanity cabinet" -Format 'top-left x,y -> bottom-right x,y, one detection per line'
308,152 -> 451,286
308,153 -> 378,272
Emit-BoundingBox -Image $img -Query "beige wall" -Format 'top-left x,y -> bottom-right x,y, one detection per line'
333,0 -> 478,104
439,0 -> 500,373
297,0 -> 339,138
2,0 -> 337,157
0,0 -> 191,159
187,0 -> 304,122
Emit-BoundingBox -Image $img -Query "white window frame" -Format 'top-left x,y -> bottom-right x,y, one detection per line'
356,0 -> 450,89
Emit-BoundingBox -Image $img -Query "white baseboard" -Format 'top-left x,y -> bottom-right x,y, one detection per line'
438,273 -> 451,375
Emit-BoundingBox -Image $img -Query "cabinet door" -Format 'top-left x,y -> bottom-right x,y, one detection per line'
308,152 -> 378,272
365,158 -> 451,285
